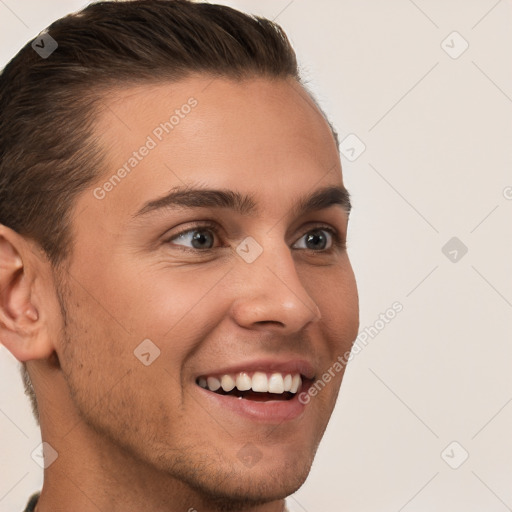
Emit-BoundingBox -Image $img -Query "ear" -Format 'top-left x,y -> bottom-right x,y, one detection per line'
0,224 -> 57,361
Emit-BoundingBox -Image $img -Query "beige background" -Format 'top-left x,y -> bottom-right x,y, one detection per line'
1,1 -> 511,511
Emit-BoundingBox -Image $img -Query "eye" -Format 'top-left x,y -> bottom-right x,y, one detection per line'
292,227 -> 339,251
166,224 -> 219,250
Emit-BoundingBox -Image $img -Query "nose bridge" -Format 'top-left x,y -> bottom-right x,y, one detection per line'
230,234 -> 321,331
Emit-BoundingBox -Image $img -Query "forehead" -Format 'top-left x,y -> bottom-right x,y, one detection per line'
86,76 -> 343,221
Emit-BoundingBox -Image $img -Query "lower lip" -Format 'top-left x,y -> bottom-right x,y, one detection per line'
196,382 -> 310,424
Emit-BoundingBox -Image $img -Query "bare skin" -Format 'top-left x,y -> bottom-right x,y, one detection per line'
0,75 -> 359,512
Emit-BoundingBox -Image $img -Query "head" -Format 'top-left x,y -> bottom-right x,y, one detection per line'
0,0 -> 358,507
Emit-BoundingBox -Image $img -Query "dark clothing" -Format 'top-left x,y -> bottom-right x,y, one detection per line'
23,492 -> 40,512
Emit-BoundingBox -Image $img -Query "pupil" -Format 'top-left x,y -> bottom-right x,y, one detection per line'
192,230 -> 213,249
306,231 -> 326,250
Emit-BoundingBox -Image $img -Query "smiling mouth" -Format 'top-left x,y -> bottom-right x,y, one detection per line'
196,371 -> 307,402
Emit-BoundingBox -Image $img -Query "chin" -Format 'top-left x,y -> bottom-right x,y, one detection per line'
173,444 -> 315,509
189,459 -> 313,510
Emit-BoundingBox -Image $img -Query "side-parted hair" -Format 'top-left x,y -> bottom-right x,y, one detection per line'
0,0 -> 339,424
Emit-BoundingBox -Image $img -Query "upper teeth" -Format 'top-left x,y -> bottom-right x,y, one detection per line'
198,372 -> 302,394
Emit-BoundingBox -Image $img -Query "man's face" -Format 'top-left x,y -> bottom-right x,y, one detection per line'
54,76 -> 359,503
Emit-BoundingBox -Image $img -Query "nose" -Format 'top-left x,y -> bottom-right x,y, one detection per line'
229,239 -> 321,334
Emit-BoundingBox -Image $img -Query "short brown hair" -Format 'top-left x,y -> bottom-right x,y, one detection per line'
0,0 -> 339,423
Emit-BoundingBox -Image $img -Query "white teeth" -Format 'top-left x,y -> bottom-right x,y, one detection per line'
206,376 -> 221,391
235,372 -> 251,391
290,374 -> 301,393
200,371 -> 305,395
252,372 -> 268,392
268,373 -> 285,394
283,374 -> 292,392
221,374 -> 235,392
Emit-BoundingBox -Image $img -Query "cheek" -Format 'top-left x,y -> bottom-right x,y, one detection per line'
101,260 -> 229,339
58,284 -> 190,444
311,263 -> 359,350
61,255 -> 232,395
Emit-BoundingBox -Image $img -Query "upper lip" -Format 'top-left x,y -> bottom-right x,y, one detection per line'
196,358 -> 316,380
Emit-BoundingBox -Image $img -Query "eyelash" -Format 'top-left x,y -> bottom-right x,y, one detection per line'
164,221 -> 346,254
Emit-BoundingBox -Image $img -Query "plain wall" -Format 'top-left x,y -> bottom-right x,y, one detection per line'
1,1 -> 511,511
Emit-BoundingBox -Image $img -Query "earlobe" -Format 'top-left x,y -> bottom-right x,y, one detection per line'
0,226 -> 54,362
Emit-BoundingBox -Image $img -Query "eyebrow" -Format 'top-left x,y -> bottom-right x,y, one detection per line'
133,184 -> 351,218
